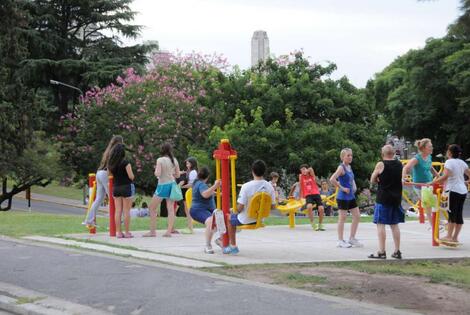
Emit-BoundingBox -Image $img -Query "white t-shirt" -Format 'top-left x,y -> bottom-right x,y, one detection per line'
188,170 -> 197,186
444,158 -> 468,195
237,179 -> 276,224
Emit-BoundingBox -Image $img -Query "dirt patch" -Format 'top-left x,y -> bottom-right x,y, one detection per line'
218,266 -> 470,315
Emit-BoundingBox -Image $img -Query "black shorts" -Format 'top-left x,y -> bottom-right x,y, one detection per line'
337,199 -> 358,210
113,184 -> 135,198
448,191 -> 466,225
306,194 -> 323,208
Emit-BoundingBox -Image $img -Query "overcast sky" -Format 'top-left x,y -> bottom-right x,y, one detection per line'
128,0 -> 461,87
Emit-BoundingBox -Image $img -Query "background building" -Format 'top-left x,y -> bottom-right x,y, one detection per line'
251,30 -> 270,66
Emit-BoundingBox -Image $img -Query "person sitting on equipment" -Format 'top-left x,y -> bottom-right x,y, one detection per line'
223,160 -> 276,255
269,171 -> 286,204
189,167 -> 221,254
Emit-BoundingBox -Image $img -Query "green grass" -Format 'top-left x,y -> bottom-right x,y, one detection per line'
31,181 -> 84,200
0,210 -> 383,238
0,211 -> 203,237
275,272 -> 327,288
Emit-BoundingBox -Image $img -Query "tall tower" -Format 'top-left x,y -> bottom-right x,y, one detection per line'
251,30 -> 270,66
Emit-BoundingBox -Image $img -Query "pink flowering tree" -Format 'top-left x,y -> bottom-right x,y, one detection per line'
60,51 -> 227,192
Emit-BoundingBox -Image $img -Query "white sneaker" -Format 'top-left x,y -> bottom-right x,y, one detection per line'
349,238 -> 363,247
337,240 -> 352,248
204,246 -> 214,254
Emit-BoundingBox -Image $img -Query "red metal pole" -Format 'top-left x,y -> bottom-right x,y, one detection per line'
221,156 -> 230,247
432,211 -> 439,246
213,140 -> 237,248
418,200 -> 425,224
88,174 -> 96,234
108,176 -> 116,237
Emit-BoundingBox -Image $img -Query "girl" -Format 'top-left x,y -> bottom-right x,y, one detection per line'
433,144 -> 470,244
83,135 -> 123,227
330,148 -> 362,248
402,138 -> 439,228
189,167 -> 221,253
180,157 -> 198,234
145,143 -> 181,237
107,143 -> 135,238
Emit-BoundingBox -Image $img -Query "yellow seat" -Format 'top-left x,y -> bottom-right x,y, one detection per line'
185,188 -> 192,209
237,192 -> 272,230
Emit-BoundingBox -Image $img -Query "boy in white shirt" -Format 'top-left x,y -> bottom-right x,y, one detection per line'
223,160 -> 276,254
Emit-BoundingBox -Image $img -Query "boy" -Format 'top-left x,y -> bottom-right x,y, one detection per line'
299,164 -> 325,231
223,160 -> 276,254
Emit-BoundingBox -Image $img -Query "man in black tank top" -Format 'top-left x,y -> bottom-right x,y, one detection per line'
369,145 -> 405,259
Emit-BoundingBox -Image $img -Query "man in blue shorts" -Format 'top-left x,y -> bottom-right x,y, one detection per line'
223,160 -> 276,254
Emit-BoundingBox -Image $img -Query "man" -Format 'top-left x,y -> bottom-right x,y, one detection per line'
369,145 -> 404,259
223,160 -> 276,254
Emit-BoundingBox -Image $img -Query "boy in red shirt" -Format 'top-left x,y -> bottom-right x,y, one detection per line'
299,164 -> 325,231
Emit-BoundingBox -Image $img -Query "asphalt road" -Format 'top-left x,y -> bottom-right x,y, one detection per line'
0,239 -> 409,315
10,197 -> 93,216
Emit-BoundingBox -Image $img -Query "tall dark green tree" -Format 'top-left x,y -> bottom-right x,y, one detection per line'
21,0 -> 155,117
0,0 -> 58,210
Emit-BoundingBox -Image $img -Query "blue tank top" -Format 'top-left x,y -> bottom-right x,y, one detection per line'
337,164 -> 355,201
412,153 -> 433,183
190,180 -> 215,212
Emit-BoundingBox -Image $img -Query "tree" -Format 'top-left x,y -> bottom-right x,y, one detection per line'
59,52 -> 223,193
21,0 -> 155,120
0,1 -> 59,210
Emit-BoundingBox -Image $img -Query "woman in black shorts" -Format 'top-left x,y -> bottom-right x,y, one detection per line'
108,143 -> 135,238
433,144 -> 470,244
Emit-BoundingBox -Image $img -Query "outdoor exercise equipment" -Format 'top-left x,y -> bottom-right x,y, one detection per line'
84,173 -> 97,234
213,139 -> 237,247
277,187 -> 339,228
236,192 -> 272,230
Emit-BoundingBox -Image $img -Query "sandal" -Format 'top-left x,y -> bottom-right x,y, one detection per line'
368,251 -> 386,259
391,250 -> 402,259
142,232 -> 156,237
116,232 -> 125,239
124,232 -> 134,238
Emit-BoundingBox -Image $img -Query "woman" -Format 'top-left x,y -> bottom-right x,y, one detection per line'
83,135 -> 123,227
180,157 -> 198,234
402,138 -> 439,228
189,167 -> 221,253
369,145 -> 404,259
145,143 -> 181,237
433,144 -> 470,244
107,143 -> 135,238
330,148 -> 362,248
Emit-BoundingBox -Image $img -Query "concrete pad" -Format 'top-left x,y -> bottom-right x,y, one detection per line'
52,220 -> 470,266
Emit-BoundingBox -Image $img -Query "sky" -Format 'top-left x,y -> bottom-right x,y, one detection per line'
128,0 -> 462,87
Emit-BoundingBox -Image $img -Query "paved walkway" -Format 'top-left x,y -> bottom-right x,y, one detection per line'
26,220 -> 470,268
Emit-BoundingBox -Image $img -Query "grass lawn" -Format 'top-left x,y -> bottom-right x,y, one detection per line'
205,258 -> 470,290
31,181 -> 84,201
0,210 -> 384,238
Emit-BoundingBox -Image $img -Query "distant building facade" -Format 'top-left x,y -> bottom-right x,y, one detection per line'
251,30 -> 270,66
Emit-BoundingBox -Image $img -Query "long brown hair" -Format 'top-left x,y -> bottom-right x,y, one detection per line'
99,135 -> 123,170
161,142 -> 175,166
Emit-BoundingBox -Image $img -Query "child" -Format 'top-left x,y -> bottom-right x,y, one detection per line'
330,148 -> 362,248
107,143 -> 135,238
320,180 -> 334,216
189,166 -> 221,254
270,171 -> 286,203
223,160 -> 276,254
299,164 -> 325,231
138,202 -> 149,217
180,157 -> 198,233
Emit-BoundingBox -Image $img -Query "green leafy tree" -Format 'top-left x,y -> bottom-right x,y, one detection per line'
21,0 -> 155,119
0,1 -> 60,210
